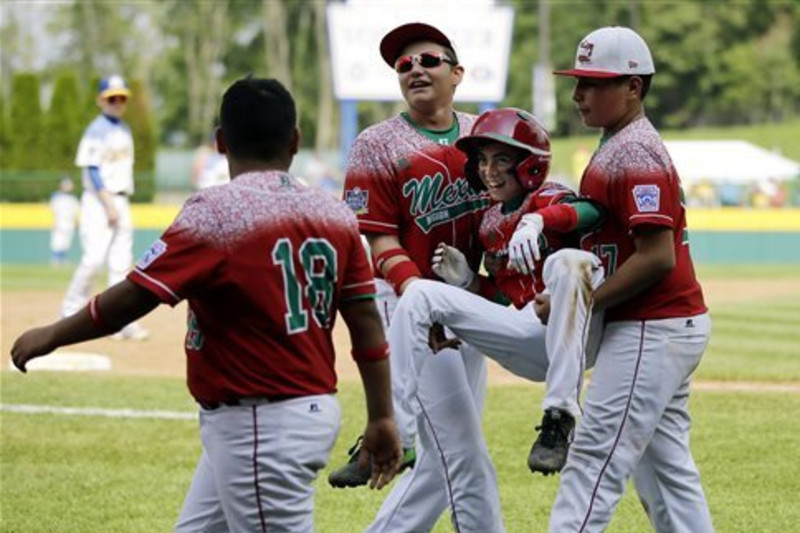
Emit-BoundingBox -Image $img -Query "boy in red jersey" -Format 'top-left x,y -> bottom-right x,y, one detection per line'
538,27 -> 714,532
389,108 -> 606,482
332,21 -> 499,533
11,77 -> 401,532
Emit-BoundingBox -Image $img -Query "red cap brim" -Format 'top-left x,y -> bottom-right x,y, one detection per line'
380,22 -> 454,67
553,68 -> 624,78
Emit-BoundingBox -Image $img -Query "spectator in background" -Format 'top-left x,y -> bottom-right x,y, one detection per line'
190,129 -> 230,190
303,152 -> 340,196
49,176 -> 80,266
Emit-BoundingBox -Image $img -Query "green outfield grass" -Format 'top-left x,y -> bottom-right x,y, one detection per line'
5,264 -> 799,382
2,373 -> 799,533
2,264 -> 799,531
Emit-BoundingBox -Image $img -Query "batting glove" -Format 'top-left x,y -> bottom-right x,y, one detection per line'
508,213 -> 545,275
432,243 -> 475,289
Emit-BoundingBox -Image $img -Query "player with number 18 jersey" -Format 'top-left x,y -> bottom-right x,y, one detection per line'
128,171 -> 377,405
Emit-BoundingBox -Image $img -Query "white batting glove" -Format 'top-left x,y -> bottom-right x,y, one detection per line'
432,243 -> 475,289
508,213 -> 545,275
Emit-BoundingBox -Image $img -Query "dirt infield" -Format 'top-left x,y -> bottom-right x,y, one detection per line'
3,277 -> 800,389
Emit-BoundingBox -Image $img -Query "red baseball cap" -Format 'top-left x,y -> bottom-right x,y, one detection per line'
554,26 -> 655,78
379,22 -> 457,68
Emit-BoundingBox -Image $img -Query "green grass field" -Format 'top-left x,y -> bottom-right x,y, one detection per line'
2,264 -> 799,532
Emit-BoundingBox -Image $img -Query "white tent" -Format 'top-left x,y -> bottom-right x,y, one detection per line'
663,140 -> 800,186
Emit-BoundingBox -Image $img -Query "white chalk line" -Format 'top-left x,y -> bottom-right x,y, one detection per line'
0,403 -> 197,420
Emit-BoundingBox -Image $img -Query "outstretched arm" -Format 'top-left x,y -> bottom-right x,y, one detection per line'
340,297 -> 402,490
11,281 -> 161,372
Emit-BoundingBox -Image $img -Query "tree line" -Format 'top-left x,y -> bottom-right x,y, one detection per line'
0,1 -> 798,201
0,72 -> 157,202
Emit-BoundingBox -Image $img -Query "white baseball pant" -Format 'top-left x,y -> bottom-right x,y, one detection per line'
548,313 -> 714,533
61,192 -> 134,316
375,249 -> 603,533
392,249 -> 604,421
174,394 -> 340,533
365,278 -> 501,533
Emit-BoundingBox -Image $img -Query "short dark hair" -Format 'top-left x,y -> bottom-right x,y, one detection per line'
219,77 -> 296,161
614,74 -> 653,101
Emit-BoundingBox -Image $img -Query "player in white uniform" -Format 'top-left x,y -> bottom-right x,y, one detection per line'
543,27 -> 714,532
60,75 -> 148,340
49,176 -> 80,265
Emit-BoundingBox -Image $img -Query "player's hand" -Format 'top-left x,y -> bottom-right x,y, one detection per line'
11,326 -> 57,373
483,253 -> 504,277
360,417 -> 402,490
431,243 -> 475,289
428,322 -> 461,353
534,293 -> 551,325
106,206 -> 120,228
508,213 -> 545,275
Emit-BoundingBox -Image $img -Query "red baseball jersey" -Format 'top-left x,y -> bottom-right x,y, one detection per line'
128,171 -> 377,403
579,117 -> 706,321
479,182 -> 578,308
343,113 -> 488,277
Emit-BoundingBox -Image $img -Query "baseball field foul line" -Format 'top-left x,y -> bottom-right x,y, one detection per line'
0,403 -> 196,420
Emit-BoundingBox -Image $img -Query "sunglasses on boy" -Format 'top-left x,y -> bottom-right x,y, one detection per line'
106,95 -> 128,104
394,52 -> 457,74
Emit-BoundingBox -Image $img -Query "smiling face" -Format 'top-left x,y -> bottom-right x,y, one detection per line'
397,40 -> 463,116
476,141 -> 526,203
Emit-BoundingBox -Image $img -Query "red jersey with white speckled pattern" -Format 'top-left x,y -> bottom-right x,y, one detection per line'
128,171 -> 377,403
579,117 -> 706,321
479,182 -> 577,308
343,113 -> 488,277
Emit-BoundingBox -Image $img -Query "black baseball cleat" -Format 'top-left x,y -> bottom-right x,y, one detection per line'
528,409 -> 575,475
328,435 -> 416,488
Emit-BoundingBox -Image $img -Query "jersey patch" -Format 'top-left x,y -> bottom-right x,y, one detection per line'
136,239 -> 167,270
633,184 -> 660,212
345,187 -> 369,215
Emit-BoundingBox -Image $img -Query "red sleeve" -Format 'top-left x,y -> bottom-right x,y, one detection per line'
127,199 -> 225,306
620,164 -> 676,232
343,134 -> 400,235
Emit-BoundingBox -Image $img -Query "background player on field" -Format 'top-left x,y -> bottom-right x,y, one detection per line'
331,22 -> 501,533
541,26 -> 715,532
389,107 -> 605,481
60,75 -> 148,341
190,129 -> 230,190
11,77 -> 402,532
49,176 -> 80,265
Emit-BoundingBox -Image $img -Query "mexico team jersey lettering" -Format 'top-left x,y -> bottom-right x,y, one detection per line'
344,113 -> 488,278
479,183 -> 576,308
128,171 -> 376,402
579,117 -> 706,321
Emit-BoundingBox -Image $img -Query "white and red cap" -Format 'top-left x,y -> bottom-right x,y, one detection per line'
554,26 -> 654,78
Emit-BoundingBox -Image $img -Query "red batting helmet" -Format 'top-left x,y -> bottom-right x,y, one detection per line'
455,108 -> 551,192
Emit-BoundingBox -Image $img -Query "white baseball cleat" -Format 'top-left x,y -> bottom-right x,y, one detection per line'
111,322 -> 150,341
